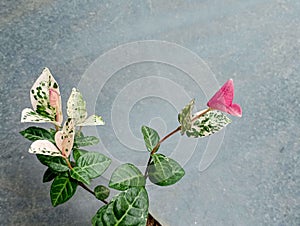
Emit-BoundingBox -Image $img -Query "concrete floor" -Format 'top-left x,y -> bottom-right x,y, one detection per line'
1,1 -> 299,225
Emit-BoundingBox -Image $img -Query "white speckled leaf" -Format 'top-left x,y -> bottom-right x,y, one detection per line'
21,108 -> 56,124
21,68 -> 62,126
178,99 -> 195,135
67,88 -> 104,127
186,110 -> 232,138
67,88 -> 87,124
29,140 -> 62,157
77,115 -> 104,126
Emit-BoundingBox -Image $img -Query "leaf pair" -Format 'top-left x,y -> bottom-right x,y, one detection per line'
21,68 -> 104,128
29,118 -> 75,157
141,126 -> 185,186
46,151 -> 111,207
92,164 -> 148,226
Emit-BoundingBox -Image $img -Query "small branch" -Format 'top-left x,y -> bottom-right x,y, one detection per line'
78,182 -> 108,205
147,213 -> 162,226
144,126 -> 181,178
191,108 -> 211,122
55,125 -> 60,131
64,157 -> 73,170
150,126 -> 181,155
144,108 -> 211,178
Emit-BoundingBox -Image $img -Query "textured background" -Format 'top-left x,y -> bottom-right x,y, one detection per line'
1,1 -> 299,225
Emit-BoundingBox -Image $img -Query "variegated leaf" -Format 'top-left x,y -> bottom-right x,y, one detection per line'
21,108 -> 55,124
77,115 -> 104,126
67,88 -> 87,124
67,88 -> 104,126
55,118 -> 75,157
29,140 -> 62,157
186,110 -> 232,138
21,68 -> 62,126
178,99 -> 195,135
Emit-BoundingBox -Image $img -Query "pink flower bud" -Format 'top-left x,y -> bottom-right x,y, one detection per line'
207,79 -> 242,117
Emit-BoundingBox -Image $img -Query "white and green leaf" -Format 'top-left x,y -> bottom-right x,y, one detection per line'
178,99 -> 195,135
67,88 -> 87,124
109,163 -> 146,191
141,125 -> 160,152
21,67 -> 63,126
148,154 -> 185,186
21,108 -> 58,125
29,140 -> 62,157
76,152 -> 111,179
70,167 -> 91,185
36,155 -> 69,172
186,110 -> 232,138
67,88 -> 104,126
20,126 -> 55,143
50,175 -> 77,207
77,115 -> 104,126
94,185 -> 110,201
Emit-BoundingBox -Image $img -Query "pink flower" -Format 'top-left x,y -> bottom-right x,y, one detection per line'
207,79 -> 242,117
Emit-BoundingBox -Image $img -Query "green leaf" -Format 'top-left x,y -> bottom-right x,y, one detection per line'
50,175 -> 77,207
43,168 -> 58,183
109,163 -> 145,191
186,110 -> 232,138
20,127 -> 54,143
92,187 -> 148,226
148,154 -> 185,186
74,135 -> 99,147
73,148 -> 88,162
77,152 -> 111,179
94,185 -> 110,201
178,99 -> 195,135
141,126 -> 160,152
70,167 -> 90,185
37,155 -> 69,173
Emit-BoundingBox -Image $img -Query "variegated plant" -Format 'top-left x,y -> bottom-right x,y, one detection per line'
20,68 -> 242,226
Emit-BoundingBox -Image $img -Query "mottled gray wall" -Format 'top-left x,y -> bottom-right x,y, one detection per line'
1,1 -> 299,225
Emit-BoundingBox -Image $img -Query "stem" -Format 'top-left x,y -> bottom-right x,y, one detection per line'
78,182 -> 108,205
191,107 -> 211,121
64,157 -> 73,169
144,126 -> 180,178
151,126 -> 181,155
144,108 -> 211,178
55,125 -> 59,131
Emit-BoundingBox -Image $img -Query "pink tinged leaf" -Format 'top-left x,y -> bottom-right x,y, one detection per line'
55,131 -> 64,152
207,79 -> 242,117
55,119 -> 75,157
29,140 -> 62,157
29,67 -> 63,125
49,88 -> 63,125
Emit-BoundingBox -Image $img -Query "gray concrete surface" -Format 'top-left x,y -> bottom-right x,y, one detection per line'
1,0 -> 299,225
